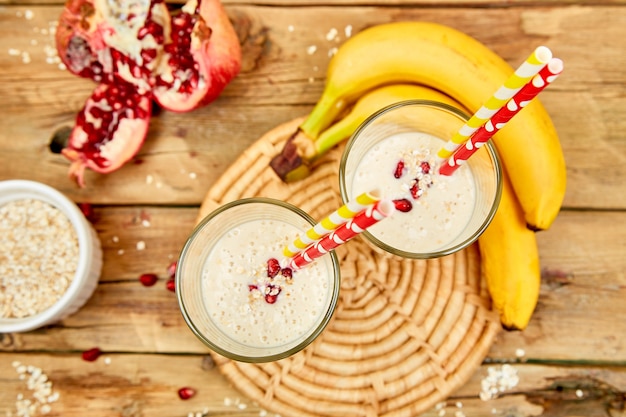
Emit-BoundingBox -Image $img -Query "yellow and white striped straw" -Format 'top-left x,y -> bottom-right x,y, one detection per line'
437,45 -> 553,159
283,189 -> 381,258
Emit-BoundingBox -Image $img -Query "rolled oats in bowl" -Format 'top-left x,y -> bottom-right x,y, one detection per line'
0,180 -> 102,333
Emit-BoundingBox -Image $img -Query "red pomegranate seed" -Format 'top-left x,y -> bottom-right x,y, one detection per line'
267,258 -> 280,278
139,273 -> 159,287
420,161 -> 431,174
177,387 -> 196,400
393,160 -> 405,179
393,199 -> 413,213
166,261 -> 177,279
248,284 -> 258,291
280,267 -> 293,279
265,285 -> 282,304
410,181 -> 421,200
77,202 -> 97,222
166,278 -> 176,292
81,347 -> 102,362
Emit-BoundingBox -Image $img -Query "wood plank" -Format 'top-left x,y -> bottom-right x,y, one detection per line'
2,0 -> 625,6
1,352 -> 624,417
0,6 -> 625,208
1,208 -> 624,364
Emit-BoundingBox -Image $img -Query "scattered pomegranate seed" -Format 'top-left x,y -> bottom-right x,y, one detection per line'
420,161 -> 431,174
81,347 -> 102,362
177,387 -> 196,400
266,258 -> 280,278
265,285 -> 282,304
393,160 -> 405,179
77,202 -> 97,223
166,278 -> 176,292
280,267 -> 293,279
166,261 -> 177,279
139,273 -> 159,287
393,199 -> 413,213
248,284 -> 258,291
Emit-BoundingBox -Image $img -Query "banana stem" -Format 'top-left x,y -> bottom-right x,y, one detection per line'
313,111 -> 362,155
300,91 -> 348,139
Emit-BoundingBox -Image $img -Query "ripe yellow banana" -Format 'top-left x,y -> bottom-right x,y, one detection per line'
314,83 -> 463,158
478,170 -> 541,330
270,21 -> 566,230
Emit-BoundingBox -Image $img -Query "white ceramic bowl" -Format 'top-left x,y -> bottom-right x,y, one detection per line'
0,180 -> 102,333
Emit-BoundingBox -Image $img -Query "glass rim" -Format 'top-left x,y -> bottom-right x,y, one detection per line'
176,197 -> 341,362
338,100 -> 503,259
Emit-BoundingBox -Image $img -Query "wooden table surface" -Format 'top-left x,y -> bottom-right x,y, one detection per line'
1,0 -> 625,416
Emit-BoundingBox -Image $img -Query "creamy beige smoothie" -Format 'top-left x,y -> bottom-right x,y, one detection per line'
202,218 -> 333,348
177,198 -> 340,362
340,101 -> 501,259
351,131 -> 477,253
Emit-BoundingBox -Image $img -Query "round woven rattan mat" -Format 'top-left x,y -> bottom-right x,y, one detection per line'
198,118 -> 501,417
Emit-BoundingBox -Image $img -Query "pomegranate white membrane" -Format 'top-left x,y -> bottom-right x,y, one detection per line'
339,100 -> 501,259
177,199 -> 340,362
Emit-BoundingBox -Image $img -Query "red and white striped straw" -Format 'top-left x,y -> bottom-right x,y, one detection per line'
439,57 -> 564,176
436,46 -> 553,160
289,200 -> 396,270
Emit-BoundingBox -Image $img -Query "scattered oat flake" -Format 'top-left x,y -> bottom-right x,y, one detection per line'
8,48 -> 21,56
24,10 -> 34,20
117,249 -> 124,255
306,45 -> 317,55
136,241 -> 146,250
112,235 -> 119,243
479,364 -> 519,401
104,357 -> 112,365
10,362 -> 60,416
345,25 -> 353,38
576,389 -> 584,398
515,348 -> 526,358
142,219 -> 151,227
287,25 -> 294,32
146,174 -> 154,185
328,47 -> 338,57
325,27 -> 338,41
189,172 -> 197,179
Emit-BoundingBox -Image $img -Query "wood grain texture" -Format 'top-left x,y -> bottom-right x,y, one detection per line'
1,1 -> 625,416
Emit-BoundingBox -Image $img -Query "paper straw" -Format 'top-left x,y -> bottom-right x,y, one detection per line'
436,46 -> 553,159
439,57 -> 563,176
283,189 -> 381,258
289,200 -> 395,270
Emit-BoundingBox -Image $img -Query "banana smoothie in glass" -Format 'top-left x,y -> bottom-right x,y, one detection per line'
176,198 -> 340,362
339,100 -> 502,259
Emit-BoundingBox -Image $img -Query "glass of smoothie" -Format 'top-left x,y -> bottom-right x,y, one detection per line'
176,198 -> 340,362
339,100 -> 502,259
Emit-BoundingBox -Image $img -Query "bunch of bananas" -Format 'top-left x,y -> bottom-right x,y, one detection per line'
270,21 -> 566,330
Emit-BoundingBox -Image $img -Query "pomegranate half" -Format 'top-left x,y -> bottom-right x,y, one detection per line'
56,0 -> 242,186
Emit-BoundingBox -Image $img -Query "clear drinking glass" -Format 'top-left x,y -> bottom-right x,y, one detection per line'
176,198 -> 340,362
339,100 -> 502,259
